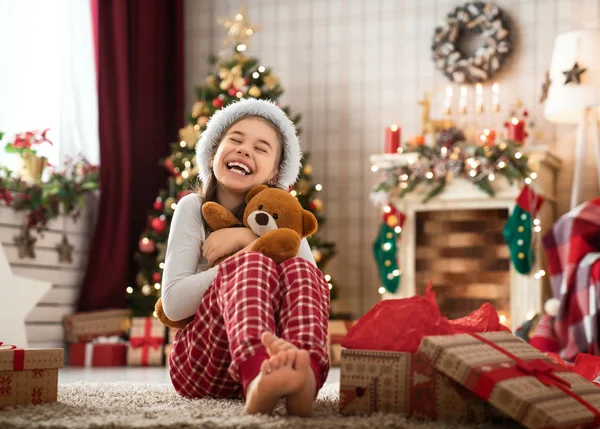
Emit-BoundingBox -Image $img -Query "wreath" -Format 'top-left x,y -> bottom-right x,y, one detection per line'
432,1 -> 512,84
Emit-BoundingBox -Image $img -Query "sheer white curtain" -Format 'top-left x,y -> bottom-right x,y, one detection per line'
0,0 -> 99,173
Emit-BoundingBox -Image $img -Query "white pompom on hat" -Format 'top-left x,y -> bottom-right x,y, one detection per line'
196,98 -> 302,189
544,298 -> 560,317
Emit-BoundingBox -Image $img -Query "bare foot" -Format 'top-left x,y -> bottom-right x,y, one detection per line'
261,332 -> 317,417
244,348 -> 308,414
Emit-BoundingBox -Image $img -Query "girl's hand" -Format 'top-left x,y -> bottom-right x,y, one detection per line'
202,228 -> 257,263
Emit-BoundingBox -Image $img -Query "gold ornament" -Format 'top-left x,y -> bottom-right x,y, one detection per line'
218,7 -> 260,48
191,101 -> 204,119
303,164 -> 312,175
13,225 -> 36,259
179,124 -> 201,149
263,73 -> 280,89
312,248 -> 322,263
206,75 -> 218,87
196,116 -> 209,128
56,234 -> 74,263
311,198 -> 323,212
248,85 -> 261,98
219,64 -> 246,91
176,176 -> 183,185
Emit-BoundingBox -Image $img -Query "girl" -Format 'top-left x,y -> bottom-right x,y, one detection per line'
161,98 -> 330,416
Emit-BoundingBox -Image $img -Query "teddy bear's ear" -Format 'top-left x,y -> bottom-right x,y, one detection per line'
246,185 -> 269,203
302,210 -> 318,237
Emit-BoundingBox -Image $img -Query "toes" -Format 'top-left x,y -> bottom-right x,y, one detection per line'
276,350 -> 289,367
284,349 -> 297,368
269,354 -> 281,369
261,359 -> 272,374
294,349 -> 310,371
261,332 -> 277,352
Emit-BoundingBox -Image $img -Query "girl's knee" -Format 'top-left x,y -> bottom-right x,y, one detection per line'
228,251 -> 277,268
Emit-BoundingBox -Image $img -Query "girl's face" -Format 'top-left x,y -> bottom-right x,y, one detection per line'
211,117 -> 281,195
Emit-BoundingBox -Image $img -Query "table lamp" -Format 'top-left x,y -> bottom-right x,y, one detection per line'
544,29 -> 600,209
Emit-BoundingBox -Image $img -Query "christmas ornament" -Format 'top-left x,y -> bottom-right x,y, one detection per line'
164,157 -> 176,175
372,204 -> 405,294
309,199 -> 323,212
539,71 -> 551,103
295,179 -> 310,194
56,234 -> 74,263
563,62 -> 586,85
151,217 -> 167,234
312,248 -> 322,263
0,244 -> 52,347
13,225 -> 36,259
196,116 -> 209,128
142,284 -> 152,296
179,124 -> 201,149
206,75 -> 218,88
263,73 -> 280,89
153,199 -> 164,211
248,85 -> 262,98
219,65 -> 246,91
139,237 -> 156,254
503,186 -> 544,274
432,2 -> 512,84
228,87 -> 238,96
218,7 -> 260,48
212,98 -> 224,109
152,272 -> 162,283
191,101 -> 204,119
303,164 -> 312,175
164,197 -> 176,215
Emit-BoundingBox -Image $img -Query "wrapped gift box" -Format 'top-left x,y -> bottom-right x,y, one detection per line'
0,347 -> 63,408
339,348 -> 493,422
69,337 -> 127,367
419,331 -> 600,429
127,317 -> 165,366
328,320 -> 355,366
63,309 -> 131,343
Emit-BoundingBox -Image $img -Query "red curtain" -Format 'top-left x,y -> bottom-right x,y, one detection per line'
78,0 -> 184,311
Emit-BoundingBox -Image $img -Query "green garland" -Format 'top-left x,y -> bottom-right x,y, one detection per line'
372,138 -> 531,203
0,157 -> 99,233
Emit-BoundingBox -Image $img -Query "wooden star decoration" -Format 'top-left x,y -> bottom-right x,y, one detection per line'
13,225 -> 36,259
0,244 -> 52,347
563,62 -> 587,85
218,7 -> 260,48
179,124 -> 201,149
56,234 -> 74,263
539,71 -> 551,103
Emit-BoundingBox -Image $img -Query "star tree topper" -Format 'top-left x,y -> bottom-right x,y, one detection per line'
218,7 -> 260,49
0,243 -> 52,347
563,62 -> 587,85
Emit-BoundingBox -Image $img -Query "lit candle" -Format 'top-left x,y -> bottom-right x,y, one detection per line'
492,82 -> 500,112
384,124 -> 401,153
507,117 -> 525,144
475,83 -> 483,113
459,86 -> 467,114
444,86 -> 452,115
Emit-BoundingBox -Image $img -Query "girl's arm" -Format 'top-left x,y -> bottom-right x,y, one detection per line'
161,193 -> 218,322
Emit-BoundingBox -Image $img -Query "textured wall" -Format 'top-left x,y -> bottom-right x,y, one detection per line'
185,0 -> 600,316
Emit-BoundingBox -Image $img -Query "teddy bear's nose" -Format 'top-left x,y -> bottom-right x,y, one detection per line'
255,212 -> 269,226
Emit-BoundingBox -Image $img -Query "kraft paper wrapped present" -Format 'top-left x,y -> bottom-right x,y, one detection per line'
0,346 -> 63,408
63,309 -> 131,343
339,348 -> 493,421
328,320 -> 355,366
127,317 -> 165,366
419,331 -> 600,429
69,336 -> 127,367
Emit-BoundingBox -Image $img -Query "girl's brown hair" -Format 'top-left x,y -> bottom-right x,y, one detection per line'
196,115 -> 284,236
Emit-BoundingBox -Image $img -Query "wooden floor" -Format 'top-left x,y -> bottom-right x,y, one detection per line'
58,366 -> 341,385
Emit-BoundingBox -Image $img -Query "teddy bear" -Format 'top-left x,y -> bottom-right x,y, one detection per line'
155,184 -> 318,329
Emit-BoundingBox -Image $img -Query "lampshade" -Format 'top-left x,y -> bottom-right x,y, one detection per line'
544,29 -> 600,124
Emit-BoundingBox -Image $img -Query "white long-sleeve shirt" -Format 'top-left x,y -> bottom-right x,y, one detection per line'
161,193 -> 316,321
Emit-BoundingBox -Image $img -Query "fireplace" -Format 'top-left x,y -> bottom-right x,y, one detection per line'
372,146 -> 560,330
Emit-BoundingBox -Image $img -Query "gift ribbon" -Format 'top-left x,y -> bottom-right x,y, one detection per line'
83,336 -> 125,368
0,342 -> 24,371
469,333 -> 600,425
129,319 -> 163,366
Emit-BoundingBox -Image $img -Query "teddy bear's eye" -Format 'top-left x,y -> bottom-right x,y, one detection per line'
258,205 -> 263,210
273,214 -> 278,220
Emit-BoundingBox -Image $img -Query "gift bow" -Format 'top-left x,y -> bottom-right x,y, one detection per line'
0,342 -> 24,371
129,337 -> 163,349
515,358 -> 571,389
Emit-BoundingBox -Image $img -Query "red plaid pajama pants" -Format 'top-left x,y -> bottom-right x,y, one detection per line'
169,252 -> 331,399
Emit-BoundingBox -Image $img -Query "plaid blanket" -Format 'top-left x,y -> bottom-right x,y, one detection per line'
542,198 -> 600,361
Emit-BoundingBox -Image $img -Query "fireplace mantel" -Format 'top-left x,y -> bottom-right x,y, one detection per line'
370,145 -> 561,330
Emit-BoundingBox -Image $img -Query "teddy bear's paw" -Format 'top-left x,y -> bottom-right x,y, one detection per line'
253,229 -> 301,264
202,202 -> 242,230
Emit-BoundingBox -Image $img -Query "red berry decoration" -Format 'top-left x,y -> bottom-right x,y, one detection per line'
151,217 -> 167,233
153,199 -> 164,211
139,237 -> 156,254
228,87 -> 237,96
152,272 -> 162,283
213,98 -> 224,108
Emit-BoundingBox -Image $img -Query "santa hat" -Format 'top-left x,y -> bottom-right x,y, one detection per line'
196,98 -> 302,189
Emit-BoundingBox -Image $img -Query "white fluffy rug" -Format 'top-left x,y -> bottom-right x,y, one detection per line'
0,382 -> 518,428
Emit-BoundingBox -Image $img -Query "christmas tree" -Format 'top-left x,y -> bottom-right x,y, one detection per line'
129,9 -> 338,316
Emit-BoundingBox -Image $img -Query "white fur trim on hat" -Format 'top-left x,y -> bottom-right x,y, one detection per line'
196,98 -> 302,189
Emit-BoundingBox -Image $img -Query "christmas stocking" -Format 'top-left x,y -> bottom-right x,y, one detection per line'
373,204 -> 405,294
503,186 -> 544,274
